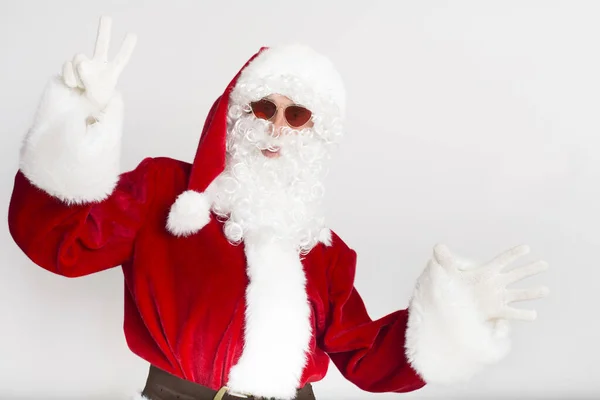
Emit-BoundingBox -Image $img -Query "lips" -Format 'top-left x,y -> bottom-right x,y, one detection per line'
261,147 -> 281,158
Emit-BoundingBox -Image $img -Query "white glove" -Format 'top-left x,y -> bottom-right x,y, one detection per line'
62,16 -> 137,111
19,16 -> 137,204
405,243 -> 549,384
432,243 -> 549,322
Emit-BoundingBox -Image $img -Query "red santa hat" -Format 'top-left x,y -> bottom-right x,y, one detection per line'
166,44 -> 346,237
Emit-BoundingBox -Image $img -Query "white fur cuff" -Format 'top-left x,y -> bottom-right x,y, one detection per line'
19,76 -> 123,204
404,260 -> 511,384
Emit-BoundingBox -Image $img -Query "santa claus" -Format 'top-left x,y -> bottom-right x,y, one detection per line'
8,16 -> 549,400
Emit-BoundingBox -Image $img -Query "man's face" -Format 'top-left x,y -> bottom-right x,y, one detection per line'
249,94 -> 314,159
210,94 -> 330,251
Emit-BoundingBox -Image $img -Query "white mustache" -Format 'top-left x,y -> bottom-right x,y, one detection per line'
232,115 -> 324,164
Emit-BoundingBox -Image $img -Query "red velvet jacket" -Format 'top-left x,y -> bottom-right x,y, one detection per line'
8,156 -> 426,396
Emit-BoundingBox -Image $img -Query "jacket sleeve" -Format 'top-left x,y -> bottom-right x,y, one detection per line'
319,242 -> 427,393
8,75 -> 157,277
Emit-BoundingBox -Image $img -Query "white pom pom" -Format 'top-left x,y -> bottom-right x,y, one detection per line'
166,190 -> 212,236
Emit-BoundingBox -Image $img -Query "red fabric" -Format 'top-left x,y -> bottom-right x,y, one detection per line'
8,157 -> 426,394
188,47 -> 268,193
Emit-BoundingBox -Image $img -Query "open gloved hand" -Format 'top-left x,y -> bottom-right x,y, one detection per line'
405,243 -> 549,384
62,15 -> 137,110
432,243 -> 549,322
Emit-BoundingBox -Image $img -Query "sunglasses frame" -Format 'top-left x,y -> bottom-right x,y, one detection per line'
247,97 -> 313,129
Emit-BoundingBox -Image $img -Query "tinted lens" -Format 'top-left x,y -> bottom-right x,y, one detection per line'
250,99 -> 277,120
285,106 -> 312,127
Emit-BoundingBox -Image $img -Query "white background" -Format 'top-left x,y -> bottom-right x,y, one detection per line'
1,1 -> 598,399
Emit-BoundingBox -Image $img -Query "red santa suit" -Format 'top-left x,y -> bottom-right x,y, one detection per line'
8,43 -> 528,400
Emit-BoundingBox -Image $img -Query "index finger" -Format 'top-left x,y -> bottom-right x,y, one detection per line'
113,33 -> 137,75
487,244 -> 530,272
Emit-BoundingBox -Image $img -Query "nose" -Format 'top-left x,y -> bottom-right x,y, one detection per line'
271,108 -> 286,135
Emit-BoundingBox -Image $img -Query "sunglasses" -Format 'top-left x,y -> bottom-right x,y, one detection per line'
248,98 -> 313,128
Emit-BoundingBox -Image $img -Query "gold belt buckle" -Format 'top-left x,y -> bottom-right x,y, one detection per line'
213,386 -> 249,400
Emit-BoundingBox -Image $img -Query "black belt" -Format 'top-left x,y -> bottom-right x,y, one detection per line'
141,365 -> 316,400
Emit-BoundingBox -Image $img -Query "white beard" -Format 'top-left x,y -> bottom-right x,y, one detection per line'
207,106 -> 335,399
208,109 -> 331,254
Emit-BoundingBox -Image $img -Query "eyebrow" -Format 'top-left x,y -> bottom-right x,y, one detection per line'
265,95 -> 296,106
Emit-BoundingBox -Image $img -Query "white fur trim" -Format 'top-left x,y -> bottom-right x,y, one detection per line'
231,44 -> 345,141
226,232 -> 312,400
404,259 -> 511,384
318,228 -> 332,246
19,76 -> 123,205
237,44 -> 345,112
166,190 -> 212,236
